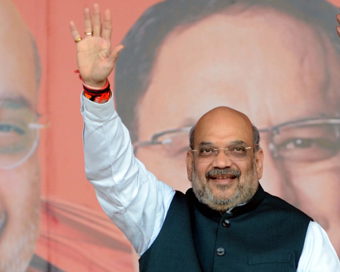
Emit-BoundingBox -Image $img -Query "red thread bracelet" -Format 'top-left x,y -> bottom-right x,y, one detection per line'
83,79 -> 111,103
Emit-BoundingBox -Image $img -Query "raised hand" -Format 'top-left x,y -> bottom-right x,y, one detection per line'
69,3 -> 124,87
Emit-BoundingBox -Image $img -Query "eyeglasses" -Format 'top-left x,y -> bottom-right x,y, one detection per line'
133,117 -> 340,163
133,127 -> 191,156
259,118 -> 340,162
191,145 -> 254,162
0,101 -> 49,169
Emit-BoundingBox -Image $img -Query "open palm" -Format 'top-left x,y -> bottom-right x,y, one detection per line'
70,4 -> 123,87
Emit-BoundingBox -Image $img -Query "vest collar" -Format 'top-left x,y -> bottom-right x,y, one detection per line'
186,183 -> 266,220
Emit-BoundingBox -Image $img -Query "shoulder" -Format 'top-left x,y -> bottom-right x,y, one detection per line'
262,191 -> 313,221
169,190 -> 190,211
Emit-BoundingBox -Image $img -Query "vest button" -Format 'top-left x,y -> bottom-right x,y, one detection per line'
222,219 -> 230,228
216,247 -> 225,256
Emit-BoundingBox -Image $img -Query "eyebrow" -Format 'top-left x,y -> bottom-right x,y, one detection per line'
197,141 -> 214,147
229,140 -> 247,146
197,140 -> 248,147
0,96 -> 32,109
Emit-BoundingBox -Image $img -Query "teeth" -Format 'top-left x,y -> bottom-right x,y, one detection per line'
214,175 -> 235,179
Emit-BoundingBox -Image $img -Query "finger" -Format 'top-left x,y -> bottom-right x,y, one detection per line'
102,9 -> 112,41
337,14 -> 340,24
92,3 -> 101,37
69,21 -> 82,42
109,44 -> 125,65
337,26 -> 340,37
84,8 -> 93,37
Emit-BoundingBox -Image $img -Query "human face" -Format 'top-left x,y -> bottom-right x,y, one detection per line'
186,107 -> 263,212
135,8 -> 340,256
0,1 -> 40,271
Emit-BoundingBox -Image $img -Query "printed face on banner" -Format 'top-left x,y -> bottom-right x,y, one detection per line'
133,9 -> 340,256
0,0 -> 40,271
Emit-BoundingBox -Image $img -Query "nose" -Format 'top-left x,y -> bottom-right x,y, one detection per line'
260,143 -> 299,206
211,148 -> 233,168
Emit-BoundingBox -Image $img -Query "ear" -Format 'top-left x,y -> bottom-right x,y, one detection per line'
186,150 -> 194,182
255,148 -> 264,179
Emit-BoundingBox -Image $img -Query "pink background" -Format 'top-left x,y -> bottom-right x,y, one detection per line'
7,0 -> 340,270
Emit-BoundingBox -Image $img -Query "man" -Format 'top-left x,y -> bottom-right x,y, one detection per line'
114,0 -> 340,257
70,3 -> 340,271
0,0 -> 43,270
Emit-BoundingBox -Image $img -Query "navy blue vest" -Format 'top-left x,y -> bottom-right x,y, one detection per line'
139,185 -> 312,272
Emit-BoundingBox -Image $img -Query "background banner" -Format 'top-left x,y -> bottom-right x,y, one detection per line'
1,0 -> 340,270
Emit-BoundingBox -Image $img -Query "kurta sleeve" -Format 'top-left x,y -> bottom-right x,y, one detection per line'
297,221 -> 340,271
81,92 -> 175,255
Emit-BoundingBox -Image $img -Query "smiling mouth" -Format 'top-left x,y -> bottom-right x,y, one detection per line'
210,174 -> 237,180
206,168 -> 241,181
0,212 -> 7,238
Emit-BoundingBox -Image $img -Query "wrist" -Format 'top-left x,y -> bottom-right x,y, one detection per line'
83,79 -> 111,103
83,79 -> 108,89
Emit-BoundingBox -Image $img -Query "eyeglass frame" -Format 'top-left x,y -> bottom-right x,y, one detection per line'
258,117 -> 340,158
191,144 -> 258,162
133,117 -> 340,159
0,112 -> 50,170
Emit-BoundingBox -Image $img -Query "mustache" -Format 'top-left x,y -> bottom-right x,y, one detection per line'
206,168 -> 241,179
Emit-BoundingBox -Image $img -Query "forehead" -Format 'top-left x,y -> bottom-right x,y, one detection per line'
137,8 -> 340,139
195,108 -> 253,146
0,2 -> 36,108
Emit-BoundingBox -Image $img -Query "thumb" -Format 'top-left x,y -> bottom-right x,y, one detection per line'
109,44 -> 125,66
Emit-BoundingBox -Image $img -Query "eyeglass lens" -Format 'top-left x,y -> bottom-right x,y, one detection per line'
0,103 -> 38,168
271,123 -> 340,162
195,145 -> 250,161
152,130 -> 190,156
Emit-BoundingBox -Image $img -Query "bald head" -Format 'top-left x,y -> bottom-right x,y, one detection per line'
0,0 -> 28,37
0,0 -> 38,106
190,107 -> 259,152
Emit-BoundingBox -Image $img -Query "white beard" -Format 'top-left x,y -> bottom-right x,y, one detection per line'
191,159 -> 258,212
